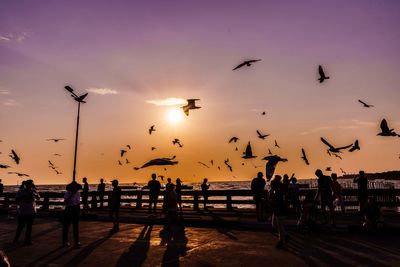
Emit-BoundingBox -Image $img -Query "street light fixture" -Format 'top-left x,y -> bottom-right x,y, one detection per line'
64,85 -> 88,182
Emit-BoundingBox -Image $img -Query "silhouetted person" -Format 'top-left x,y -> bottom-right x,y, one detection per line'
314,169 -> 335,227
251,172 -> 266,221
109,179 -> 121,232
97,178 -> 106,208
163,178 -> 174,213
201,178 -> 210,210
270,175 -> 289,249
0,179 -> 3,196
354,170 -> 368,213
282,174 -> 290,199
62,181 -> 82,248
363,197 -> 383,229
175,178 -> 183,213
81,177 -> 89,212
331,173 -> 345,214
0,250 -> 11,267
288,176 -> 300,213
13,179 -> 40,245
165,184 -> 179,228
148,174 -> 161,214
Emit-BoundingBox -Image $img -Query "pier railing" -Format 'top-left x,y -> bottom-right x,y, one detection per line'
0,188 -> 399,212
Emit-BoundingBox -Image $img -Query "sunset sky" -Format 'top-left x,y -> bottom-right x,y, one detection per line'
0,0 -> 399,185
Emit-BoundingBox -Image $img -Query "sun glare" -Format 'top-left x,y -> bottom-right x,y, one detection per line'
166,108 -> 184,124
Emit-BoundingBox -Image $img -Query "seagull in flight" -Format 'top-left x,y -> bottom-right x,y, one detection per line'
172,138 -> 183,147
301,148 -> 310,165
126,158 -> 130,164
0,164 -> 11,169
54,153 -> 62,156
242,142 -> 257,159
198,162 -> 210,168
224,158 -> 233,172
274,140 -> 280,148
318,65 -> 330,83
151,146 -> 156,151
182,99 -> 201,116
141,157 -> 178,168
149,125 -> 156,135
126,145 -> 131,150
229,137 -> 239,143
320,137 -> 352,153
232,59 -> 261,71
377,119 -> 399,137
256,130 -> 269,140
9,150 -> 20,164
118,160 -> 122,166
8,172 -> 29,177
261,111 -> 266,116
349,140 -> 360,152
268,148 -> 273,155
46,138 -> 65,142
120,149 -> 127,157
325,167 -> 332,171
358,100 -> 374,108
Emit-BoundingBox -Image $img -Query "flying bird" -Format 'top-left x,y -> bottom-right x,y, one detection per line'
118,160 -> 122,166
301,148 -> 310,165
151,147 -> 156,151
224,158 -> 233,172
229,137 -> 239,143
217,166 -> 221,170
141,157 -> 178,168
48,160 -> 54,167
232,59 -> 261,71
325,167 -> 332,171
320,137 -> 352,153
120,149 -> 127,157
274,140 -> 280,148
54,153 -> 62,156
133,167 -> 140,170
198,162 -> 210,168
377,119 -> 399,137
263,155 -> 288,181
172,139 -> 183,147
126,158 -> 130,164
349,140 -> 360,152
210,160 -> 214,166
318,65 -> 330,83
149,125 -> 156,135
9,150 -> 20,164
126,145 -> 131,150
334,154 -> 343,160
182,99 -> 201,116
358,100 -> 374,108
46,138 -> 65,142
261,111 -> 266,116
54,169 -> 62,175
0,164 -> 11,169
340,168 -> 346,175
242,142 -> 257,159
8,172 -> 29,177
256,130 -> 269,140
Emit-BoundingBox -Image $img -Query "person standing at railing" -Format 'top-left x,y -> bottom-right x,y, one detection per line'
175,178 -> 183,214
109,179 -> 121,233
13,179 -> 40,245
97,178 -> 106,208
81,177 -> 89,213
148,173 -> 161,214
251,172 -> 266,222
314,169 -> 335,227
62,181 -> 82,248
354,170 -> 368,213
201,178 -> 210,210
163,178 -> 174,213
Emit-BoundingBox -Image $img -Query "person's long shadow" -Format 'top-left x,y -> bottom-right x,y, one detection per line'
115,224 -> 153,267
161,224 -> 188,267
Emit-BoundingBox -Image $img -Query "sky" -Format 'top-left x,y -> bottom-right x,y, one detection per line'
0,0 -> 399,185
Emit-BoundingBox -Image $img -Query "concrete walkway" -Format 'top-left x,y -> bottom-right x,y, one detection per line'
1,217 -> 400,267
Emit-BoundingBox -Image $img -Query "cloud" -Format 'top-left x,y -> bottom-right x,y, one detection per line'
146,97 -> 187,106
0,89 -> 11,95
300,119 -> 375,135
0,35 -> 11,42
86,87 -> 118,95
0,31 -> 31,44
3,99 -> 21,107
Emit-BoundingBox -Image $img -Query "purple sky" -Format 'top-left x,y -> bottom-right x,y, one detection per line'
0,0 -> 399,184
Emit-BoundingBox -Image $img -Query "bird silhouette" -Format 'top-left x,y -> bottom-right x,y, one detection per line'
0,164 -> 11,168
301,148 -> 310,165
274,140 -> 280,148
118,160 -> 122,166
261,111 -> 266,116
320,137 -> 352,153
263,155 -> 288,181
242,142 -> 257,159
210,160 -> 214,165
334,153 -> 343,160
224,158 -> 233,172
120,149 -> 127,157
127,145 -> 131,150
54,169 -> 62,175
377,119 -> 399,137
318,65 -> 330,83
217,166 -> 221,170
235,147 -> 238,151
9,150 -> 20,164
268,148 -> 273,155
126,158 -> 130,164
149,125 -> 156,135
263,155 -> 288,162
141,157 -> 178,168
229,137 -> 239,143
232,59 -> 261,70
358,100 -> 374,108
256,130 -> 269,140
325,167 -> 332,171
198,162 -> 210,168
54,153 -> 62,156
8,172 -> 29,177
48,160 -> 54,167
349,140 -> 360,152
182,99 -> 201,116
46,138 -> 65,142
172,138 -> 183,147
151,146 -> 156,151
340,168 -> 346,175
133,167 -> 140,170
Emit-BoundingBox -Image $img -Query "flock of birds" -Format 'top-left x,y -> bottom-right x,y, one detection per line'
0,60 -> 399,181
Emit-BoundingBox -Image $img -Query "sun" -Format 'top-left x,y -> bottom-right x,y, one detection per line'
166,108 -> 184,124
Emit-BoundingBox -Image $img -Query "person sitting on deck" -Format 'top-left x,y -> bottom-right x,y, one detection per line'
297,191 -> 317,233
251,172 -> 266,222
314,169 -> 335,227
148,174 -> 161,214
109,179 -> 121,233
62,181 -> 82,248
201,178 -> 210,210
363,197 -> 384,229
97,178 -> 106,208
354,170 -> 368,213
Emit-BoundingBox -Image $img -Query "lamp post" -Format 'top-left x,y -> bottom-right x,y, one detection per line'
64,85 -> 88,182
